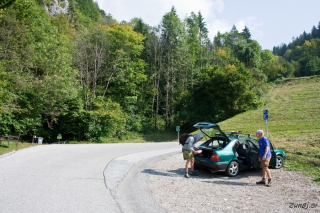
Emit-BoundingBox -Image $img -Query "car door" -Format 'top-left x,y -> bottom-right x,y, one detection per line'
269,141 -> 277,167
246,139 -> 260,169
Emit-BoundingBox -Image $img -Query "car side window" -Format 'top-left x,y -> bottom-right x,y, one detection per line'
211,140 -> 219,147
246,139 -> 258,151
239,139 -> 246,145
233,141 -> 240,152
203,139 -> 218,148
238,139 -> 249,149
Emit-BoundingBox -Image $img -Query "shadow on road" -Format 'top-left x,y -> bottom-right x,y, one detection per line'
202,180 -> 256,186
141,168 -> 182,177
142,167 -> 262,181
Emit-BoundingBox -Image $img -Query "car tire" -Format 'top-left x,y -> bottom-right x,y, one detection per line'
274,155 -> 284,169
225,161 -> 239,177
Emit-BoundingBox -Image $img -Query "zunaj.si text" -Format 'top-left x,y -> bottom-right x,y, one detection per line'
289,202 -> 318,209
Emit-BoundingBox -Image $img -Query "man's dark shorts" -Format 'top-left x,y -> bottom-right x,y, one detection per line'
182,149 -> 193,160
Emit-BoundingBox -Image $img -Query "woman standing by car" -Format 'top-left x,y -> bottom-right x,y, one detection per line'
255,130 -> 272,187
182,132 -> 203,178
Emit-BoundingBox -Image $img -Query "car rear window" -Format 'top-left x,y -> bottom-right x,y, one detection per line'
202,137 -> 228,149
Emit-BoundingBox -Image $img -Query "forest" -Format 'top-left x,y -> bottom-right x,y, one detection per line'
1,0 -> 320,142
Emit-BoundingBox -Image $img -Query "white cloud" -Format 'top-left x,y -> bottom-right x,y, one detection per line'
235,20 -> 246,32
97,0 -> 265,42
171,0 -> 226,40
98,0 -> 223,26
235,16 -> 264,40
209,19 -> 231,37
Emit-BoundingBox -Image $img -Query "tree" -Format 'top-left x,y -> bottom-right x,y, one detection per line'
0,0 -> 78,137
73,25 -> 108,110
75,0 -> 101,23
230,25 -> 239,49
86,97 -> 127,142
0,0 -> 16,9
185,12 -> 200,88
197,11 -> 208,70
179,64 -> 258,126
241,26 -> 251,43
160,6 -> 183,126
311,26 -> 318,39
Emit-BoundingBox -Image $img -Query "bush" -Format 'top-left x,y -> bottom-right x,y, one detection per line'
86,97 -> 127,142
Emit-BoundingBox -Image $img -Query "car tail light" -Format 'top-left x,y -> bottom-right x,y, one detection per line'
210,153 -> 220,161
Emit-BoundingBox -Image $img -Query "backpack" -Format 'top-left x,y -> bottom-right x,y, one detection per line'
179,133 -> 193,146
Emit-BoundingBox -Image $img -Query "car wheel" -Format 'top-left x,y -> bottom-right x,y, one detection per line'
275,155 -> 284,169
225,161 -> 239,177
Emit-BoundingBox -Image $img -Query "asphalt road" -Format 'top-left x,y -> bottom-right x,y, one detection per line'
0,143 -> 180,213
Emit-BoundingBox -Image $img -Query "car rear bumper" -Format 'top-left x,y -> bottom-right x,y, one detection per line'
194,158 -> 228,172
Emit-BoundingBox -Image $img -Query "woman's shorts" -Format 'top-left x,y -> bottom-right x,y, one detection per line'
260,157 -> 271,168
182,149 -> 193,160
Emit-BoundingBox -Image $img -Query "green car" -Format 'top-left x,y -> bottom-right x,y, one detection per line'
193,122 -> 286,177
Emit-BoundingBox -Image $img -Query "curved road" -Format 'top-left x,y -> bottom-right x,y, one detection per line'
0,143 -> 180,213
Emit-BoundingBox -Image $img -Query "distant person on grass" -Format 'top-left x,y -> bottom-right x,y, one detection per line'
182,132 -> 203,178
255,130 -> 273,187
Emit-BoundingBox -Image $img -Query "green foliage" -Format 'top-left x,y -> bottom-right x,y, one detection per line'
0,0 -> 77,138
178,64 -> 259,127
0,0 -> 16,9
87,97 -> 127,142
107,22 -> 145,58
273,21 -> 320,56
294,39 -> 320,76
75,0 -> 101,22
49,97 -> 87,141
273,22 -> 320,78
104,23 -> 147,111
0,64 -> 15,115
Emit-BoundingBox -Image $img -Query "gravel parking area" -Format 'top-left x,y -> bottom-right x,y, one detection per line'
148,153 -> 320,213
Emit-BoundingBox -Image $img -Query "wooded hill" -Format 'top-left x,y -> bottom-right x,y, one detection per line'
273,23 -> 320,77
0,0 -> 319,142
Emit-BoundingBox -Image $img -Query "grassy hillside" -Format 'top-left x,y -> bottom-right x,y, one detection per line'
219,75 -> 320,182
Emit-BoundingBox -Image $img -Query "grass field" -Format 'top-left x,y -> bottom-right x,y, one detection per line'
218,76 -> 320,182
0,142 -> 36,156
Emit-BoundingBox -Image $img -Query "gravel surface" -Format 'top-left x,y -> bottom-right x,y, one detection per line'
148,153 -> 320,213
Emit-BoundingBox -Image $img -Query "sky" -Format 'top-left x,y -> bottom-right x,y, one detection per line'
96,0 -> 320,50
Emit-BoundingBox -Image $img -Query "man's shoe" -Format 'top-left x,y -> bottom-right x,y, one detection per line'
191,171 -> 199,176
256,179 -> 266,184
184,174 -> 190,178
266,178 -> 272,187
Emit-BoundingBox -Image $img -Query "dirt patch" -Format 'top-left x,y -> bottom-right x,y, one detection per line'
148,153 -> 320,212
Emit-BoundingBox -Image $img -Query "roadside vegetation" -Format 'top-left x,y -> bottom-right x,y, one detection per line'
0,143 -> 35,155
